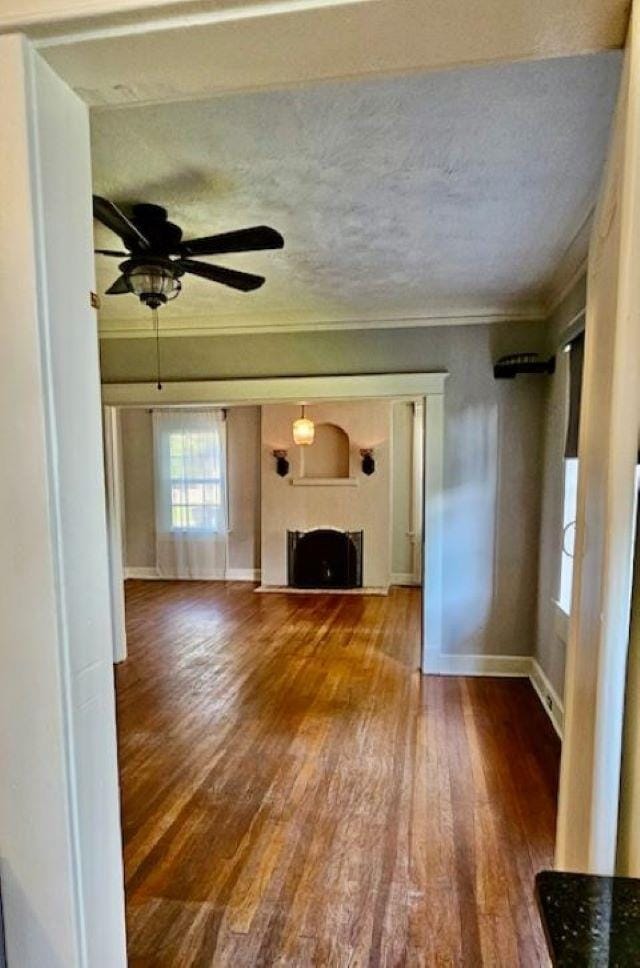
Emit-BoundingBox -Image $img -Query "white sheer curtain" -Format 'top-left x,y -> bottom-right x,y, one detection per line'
153,409 -> 228,578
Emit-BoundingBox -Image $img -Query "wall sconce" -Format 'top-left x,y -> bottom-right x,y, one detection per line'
360,448 -> 375,476
273,449 -> 290,477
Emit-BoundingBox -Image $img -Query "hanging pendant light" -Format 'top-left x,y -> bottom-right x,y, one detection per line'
293,404 -> 315,446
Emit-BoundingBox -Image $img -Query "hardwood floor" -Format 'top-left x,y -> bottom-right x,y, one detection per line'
117,580 -> 560,967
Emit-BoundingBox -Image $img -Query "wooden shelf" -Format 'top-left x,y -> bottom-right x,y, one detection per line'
493,356 -> 556,379
291,477 -> 359,487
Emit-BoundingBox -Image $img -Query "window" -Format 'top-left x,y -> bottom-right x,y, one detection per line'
558,331 -> 584,617
168,429 -> 223,531
558,457 -> 578,615
153,409 -> 227,538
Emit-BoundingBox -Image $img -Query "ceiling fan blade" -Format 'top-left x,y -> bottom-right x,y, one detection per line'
177,258 -> 265,291
93,195 -> 150,250
106,274 -> 132,295
179,226 -> 284,257
95,248 -> 129,257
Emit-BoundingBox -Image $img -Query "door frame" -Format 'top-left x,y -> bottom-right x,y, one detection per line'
102,370 -> 447,672
103,406 -> 128,662
4,0 -> 637,958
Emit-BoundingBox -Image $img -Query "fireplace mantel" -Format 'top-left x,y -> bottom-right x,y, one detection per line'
291,477 -> 358,487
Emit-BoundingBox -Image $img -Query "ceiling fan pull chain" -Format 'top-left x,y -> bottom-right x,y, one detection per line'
154,307 -> 162,391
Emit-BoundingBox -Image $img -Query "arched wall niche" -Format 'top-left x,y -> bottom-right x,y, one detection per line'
302,422 -> 350,479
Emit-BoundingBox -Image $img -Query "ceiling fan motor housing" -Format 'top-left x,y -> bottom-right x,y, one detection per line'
130,203 -> 183,253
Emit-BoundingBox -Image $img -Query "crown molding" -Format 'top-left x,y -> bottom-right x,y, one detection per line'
30,0 -> 367,45
542,204 -> 593,318
543,256 -> 588,319
97,306 -> 546,340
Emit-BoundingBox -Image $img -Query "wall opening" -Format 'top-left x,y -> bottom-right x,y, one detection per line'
302,422 -> 350,479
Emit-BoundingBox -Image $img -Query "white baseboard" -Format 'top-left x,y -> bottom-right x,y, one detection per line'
529,658 -> 564,740
255,585 -> 388,596
226,568 -> 261,582
124,566 -> 161,579
552,600 -> 570,644
424,653 -> 532,677
125,566 -> 261,582
423,652 -> 564,740
390,572 -> 421,586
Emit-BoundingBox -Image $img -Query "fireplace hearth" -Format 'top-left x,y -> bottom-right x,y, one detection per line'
287,529 -> 363,589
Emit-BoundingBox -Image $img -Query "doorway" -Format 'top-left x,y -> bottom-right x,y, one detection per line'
3,16 -> 630,963
110,394 -> 427,960
103,373 -> 446,673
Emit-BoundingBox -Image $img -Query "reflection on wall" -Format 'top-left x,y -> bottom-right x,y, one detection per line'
443,401 -> 498,652
443,375 -> 544,658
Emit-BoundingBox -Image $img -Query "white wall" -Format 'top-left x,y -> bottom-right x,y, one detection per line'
0,37 -> 126,967
1,37 -> 79,966
391,402 -> 418,581
120,405 -> 261,575
261,400 -> 392,587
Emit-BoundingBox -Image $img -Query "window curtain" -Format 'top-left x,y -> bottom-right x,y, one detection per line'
153,409 -> 228,578
564,330 -> 585,460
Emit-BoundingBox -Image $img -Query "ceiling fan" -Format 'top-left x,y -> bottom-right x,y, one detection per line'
92,195 -> 284,310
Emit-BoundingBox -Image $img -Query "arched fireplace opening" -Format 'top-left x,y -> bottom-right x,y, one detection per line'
287,529 -> 363,589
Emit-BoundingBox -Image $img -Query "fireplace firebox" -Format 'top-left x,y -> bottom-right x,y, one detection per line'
287,529 -> 363,589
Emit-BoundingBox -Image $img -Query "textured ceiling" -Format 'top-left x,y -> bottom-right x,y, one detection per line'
92,52 -> 621,335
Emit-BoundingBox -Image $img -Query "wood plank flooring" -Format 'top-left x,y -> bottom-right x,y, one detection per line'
116,580 -> 560,967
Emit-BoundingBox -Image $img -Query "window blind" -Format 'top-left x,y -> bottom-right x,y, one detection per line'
564,330 -> 585,460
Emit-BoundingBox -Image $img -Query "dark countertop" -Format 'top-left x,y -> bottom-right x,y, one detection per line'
536,870 -> 640,966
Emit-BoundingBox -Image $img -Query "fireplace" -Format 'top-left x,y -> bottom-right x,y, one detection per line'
287,529 -> 363,589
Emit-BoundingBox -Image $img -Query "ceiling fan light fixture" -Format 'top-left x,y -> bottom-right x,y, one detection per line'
293,405 -> 315,446
127,263 -> 181,309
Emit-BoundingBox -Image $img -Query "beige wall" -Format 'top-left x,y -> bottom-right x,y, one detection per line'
535,277 -> 586,700
122,401 -> 410,584
556,25 -> 640,871
120,405 -> 261,574
120,409 -> 155,568
103,320 -> 547,658
227,406 -> 261,574
261,400 -> 392,587
535,349 -> 570,697
101,320 -> 546,384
